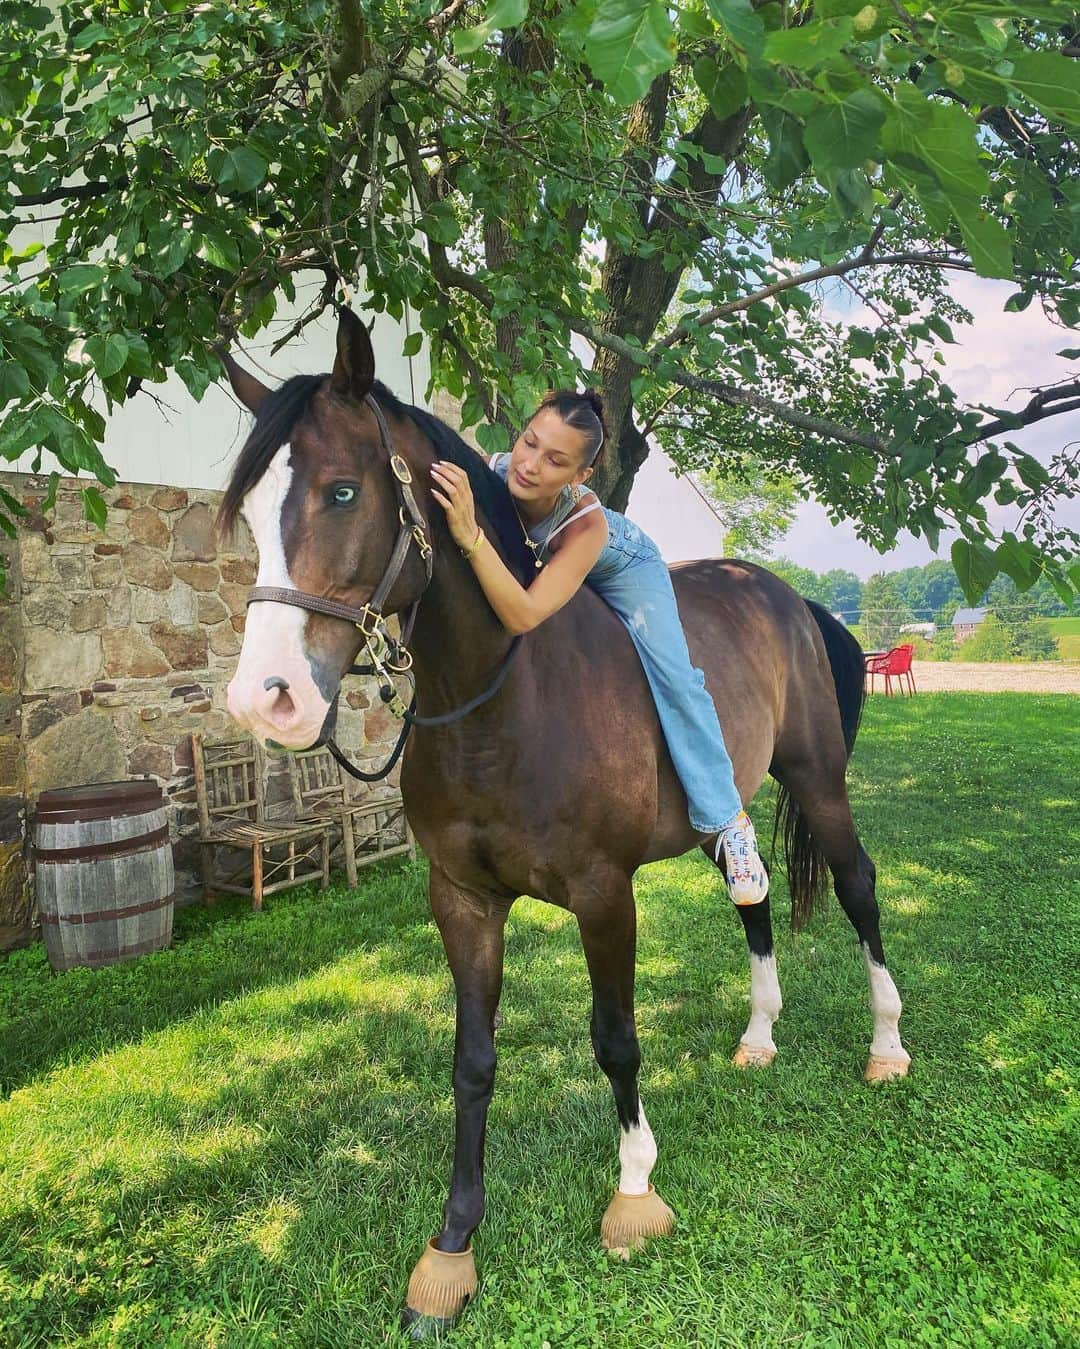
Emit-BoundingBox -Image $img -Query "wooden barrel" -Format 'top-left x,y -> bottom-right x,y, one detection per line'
34,781 -> 175,972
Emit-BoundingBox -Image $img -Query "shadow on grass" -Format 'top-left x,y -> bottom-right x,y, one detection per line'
0,857 -> 430,1097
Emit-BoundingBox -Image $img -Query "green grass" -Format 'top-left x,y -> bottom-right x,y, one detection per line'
1,695 -> 1078,1347
1046,617 -> 1080,662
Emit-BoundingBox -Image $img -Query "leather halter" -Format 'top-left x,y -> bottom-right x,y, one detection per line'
246,392 -> 433,679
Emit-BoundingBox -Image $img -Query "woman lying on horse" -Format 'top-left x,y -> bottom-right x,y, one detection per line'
430,388 -> 768,906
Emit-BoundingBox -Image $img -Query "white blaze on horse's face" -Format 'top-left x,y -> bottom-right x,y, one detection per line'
225,443 -> 333,748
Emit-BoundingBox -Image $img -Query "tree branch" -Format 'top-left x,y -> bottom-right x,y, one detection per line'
968,381 -> 1080,443
657,251 -> 979,349
571,314 -> 894,454
13,177 -> 128,207
396,120 -> 494,310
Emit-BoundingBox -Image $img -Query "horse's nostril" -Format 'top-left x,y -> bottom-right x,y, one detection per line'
264,675 -> 290,692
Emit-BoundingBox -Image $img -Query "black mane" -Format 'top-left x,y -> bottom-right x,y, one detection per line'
218,375 -> 536,583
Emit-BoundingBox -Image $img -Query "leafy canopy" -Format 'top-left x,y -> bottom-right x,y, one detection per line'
2,0 -> 1079,602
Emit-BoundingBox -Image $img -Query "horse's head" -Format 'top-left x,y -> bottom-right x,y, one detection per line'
220,309 -> 434,748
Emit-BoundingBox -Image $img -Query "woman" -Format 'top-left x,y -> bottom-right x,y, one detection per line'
430,389 -> 767,905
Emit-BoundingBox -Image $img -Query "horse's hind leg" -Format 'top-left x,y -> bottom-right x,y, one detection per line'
775,760 -> 910,1081
703,837 -> 783,1067
574,873 -> 675,1258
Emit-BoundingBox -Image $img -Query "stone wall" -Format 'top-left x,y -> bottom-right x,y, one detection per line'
0,473 -> 403,953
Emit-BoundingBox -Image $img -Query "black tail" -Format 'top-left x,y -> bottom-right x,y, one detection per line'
774,599 -> 866,930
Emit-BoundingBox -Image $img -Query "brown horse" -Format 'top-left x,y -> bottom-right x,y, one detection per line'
221,310 -> 909,1338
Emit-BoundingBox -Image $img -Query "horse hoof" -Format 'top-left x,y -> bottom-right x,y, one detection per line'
732,1042 -> 776,1069
401,1308 -> 456,1340
402,1239 -> 476,1331
864,1054 -> 910,1083
601,1185 -> 675,1259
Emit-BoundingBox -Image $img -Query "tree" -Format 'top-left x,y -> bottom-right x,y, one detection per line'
769,557 -> 830,604
930,626 -> 956,662
860,572 -> 914,649
921,560 -> 965,621
963,614 -> 1019,662
821,568 -> 861,621
696,462 -> 797,560
3,1 -> 1080,603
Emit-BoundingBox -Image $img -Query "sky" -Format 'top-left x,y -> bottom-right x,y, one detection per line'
777,274 -> 1079,578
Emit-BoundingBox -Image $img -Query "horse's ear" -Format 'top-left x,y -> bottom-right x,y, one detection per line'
331,307 -> 375,402
220,350 -> 271,414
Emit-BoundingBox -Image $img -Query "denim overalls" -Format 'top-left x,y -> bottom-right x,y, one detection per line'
491,455 -> 742,833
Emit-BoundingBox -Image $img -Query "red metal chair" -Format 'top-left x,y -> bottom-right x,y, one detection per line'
864,644 -> 916,696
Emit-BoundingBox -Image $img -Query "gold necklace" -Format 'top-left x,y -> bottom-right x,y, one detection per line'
513,492 -> 568,570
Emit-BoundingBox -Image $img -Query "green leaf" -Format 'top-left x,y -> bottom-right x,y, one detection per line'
973,16 -> 1010,54
419,202 -> 461,247
1057,348 -> 1080,360
403,332 -> 423,357
475,421 -> 509,455
803,89 -> 885,174
951,537 -> 998,605
84,333 -> 129,379
82,486 -> 107,530
1014,453 -> 1050,491
57,263 -> 108,296
966,449 -> 1007,500
898,441 -> 935,475
882,87 -> 1012,279
211,144 -> 269,194
763,18 -> 853,70
584,0 -> 676,106
693,55 -> 748,120
454,0 -> 528,56
706,0 -> 766,57
994,535 -> 1038,588
762,109 -> 809,190
848,328 -> 875,358
1009,51 -> 1080,127
71,21 -> 111,50
197,231 -> 241,273
0,486 -> 28,520
0,361 -> 31,404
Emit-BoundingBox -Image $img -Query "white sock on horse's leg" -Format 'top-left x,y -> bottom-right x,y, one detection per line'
738,953 -> 782,1060
618,1099 -> 657,1196
862,946 -> 909,1064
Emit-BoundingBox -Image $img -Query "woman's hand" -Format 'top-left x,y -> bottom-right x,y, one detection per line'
430,462 -> 480,550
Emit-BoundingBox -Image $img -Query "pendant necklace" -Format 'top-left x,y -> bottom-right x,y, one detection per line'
513,496 -> 562,569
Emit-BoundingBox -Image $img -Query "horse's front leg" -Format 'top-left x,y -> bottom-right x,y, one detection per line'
575,875 -> 675,1259
402,870 -> 510,1339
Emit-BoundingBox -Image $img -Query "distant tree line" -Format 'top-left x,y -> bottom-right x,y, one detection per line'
766,557 -> 1070,659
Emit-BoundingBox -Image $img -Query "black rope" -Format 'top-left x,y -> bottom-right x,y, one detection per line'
327,636 -> 524,778
325,709 -> 412,782
403,636 -> 523,727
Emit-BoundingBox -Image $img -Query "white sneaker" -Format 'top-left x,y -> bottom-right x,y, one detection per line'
715,811 -> 769,906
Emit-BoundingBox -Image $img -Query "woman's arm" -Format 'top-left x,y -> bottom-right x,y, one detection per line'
430,461 -> 606,635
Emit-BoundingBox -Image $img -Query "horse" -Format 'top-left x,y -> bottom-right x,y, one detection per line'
220,309 -> 910,1337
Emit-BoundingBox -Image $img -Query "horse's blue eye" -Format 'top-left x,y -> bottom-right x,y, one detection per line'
332,485 -> 357,506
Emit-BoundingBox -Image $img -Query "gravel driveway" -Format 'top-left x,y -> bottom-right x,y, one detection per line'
872,661 -> 1080,694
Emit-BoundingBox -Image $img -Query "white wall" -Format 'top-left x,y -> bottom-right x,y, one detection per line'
3,268 -> 429,490
626,443 -> 726,563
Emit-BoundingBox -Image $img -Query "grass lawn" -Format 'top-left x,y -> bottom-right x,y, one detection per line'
1045,617 -> 1080,662
1,694 -> 1077,1346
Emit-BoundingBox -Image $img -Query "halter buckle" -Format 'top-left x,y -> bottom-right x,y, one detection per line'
354,605 -> 384,639
391,454 -> 412,484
